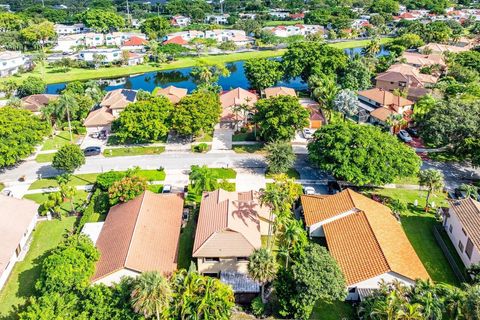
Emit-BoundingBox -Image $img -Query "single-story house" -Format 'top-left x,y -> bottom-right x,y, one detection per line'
400,52 -> 446,70
155,85 -> 188,104
299,98 -> 325,129
301,189 -> 430,301
442,198 -> 480,268
83,107 -> 115,134
419,42 -> 472,54
0,195 -> 38,290
78,48 -> 122,64
193,189 -> 271,278
21,94 -> 59,115
91,191 -> 184,285
219,88 -> 258,129
205,14 -> 230,25
126,52 -> 144,66
264,86 -> 296,99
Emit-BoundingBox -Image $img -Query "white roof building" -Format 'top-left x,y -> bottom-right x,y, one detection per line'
0,51 -> 30,78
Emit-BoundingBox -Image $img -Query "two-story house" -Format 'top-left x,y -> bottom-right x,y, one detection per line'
171,15 -> 191,27
54,23 -> 87,35
0,51 -> 30,77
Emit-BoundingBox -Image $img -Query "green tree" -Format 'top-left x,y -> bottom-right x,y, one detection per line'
17,76 -> 46,97
309,73 -> 339,122
244,58 -> 283,91
389,33 -> 424,49
189,165 -> 218,193
412,95 -> 436,122
464,285 -> 480,320
265,141 -> 296,174
339,57 -> 373,91
0,79 -> 18,99
19,293 -> 79,320
460,184 -> 479,200
171,91 -> 221,136
52,144 -> 85,173
308,122 -> 421,186
333,89 -> 359,119
79,9 -> 125,33
254,95 -> 309,142
0,12 -> 24,31
108,175 -> 147,205
418,169 -> 444,211
140,16 -> 172,40
277,218 -> 308,268
20,21 -> 55,51
369,0 -> 400,14
112,96 -> 173,143
363,37 -> 381,58
248,248 -> 277,303
189,60 -> 229,91
131,271 -> 171,320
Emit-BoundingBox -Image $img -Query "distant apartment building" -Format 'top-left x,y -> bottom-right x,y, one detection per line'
0,51 -> 30,78
205,14 -> 230,25
170,15 -> 191,27
54,23 -> 87,35
54,32 -> 147,53
262,24 -> 324,38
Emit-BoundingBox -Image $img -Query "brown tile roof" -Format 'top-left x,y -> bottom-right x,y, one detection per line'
83,107 -> 115,127
21,94 -> 59,113
302,189 -> 430,285
358,88 -> 413,110
370,107 -> 396,122
448,198 -> 480,249
100,89 -> 137,110
401,52 -> 446,68
376,64 -> 438,86
92,191 -> 184,281
0,195 -> 38,275
192,189 -> 269,258
419,42 -> 471,54
155,86 -> 188,104
264,86 -> 296,98
219,88 -> 258,122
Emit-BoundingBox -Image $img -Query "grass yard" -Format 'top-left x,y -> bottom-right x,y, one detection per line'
368,188 -> 459,286
147,184 -> 164,193
266,168 -> 300,179
392,175 -> 419,185
194,131 -> 213,143
311,300 -> 356,320
233,143 -> 265,154
427,151 -> 464,163
41,131 -> 79,151
23,190 -> 89,214
29,173 -> 99,190
136,169 -> 166,181
209,168 -> 237,179
103,146 -> 166,157
34,153 -> 56,163
0,217 -> 76,318
232,132 -> 256,142
0,183 -> 4,191
177,209 -> 197,270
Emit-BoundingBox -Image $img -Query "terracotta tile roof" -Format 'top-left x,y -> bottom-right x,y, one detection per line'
370,107 -> 396,122
264,86 -> 296,98
448,198 -> 480,249
358,88 -> 413,110
192,189 -> 269,258
219,88 -> 258,122
419,42 -> 471,54
155,85 -> 188,104
401,52 -> 446,67
386,64 -> 438,84
83,107 -> 115,127
0,195 -> 38,275
100,89 -> 137,110
93,191 -> 184,281
163,36 -> 188,45
302,189 -> 430,285
21,94 -> 59,113
123,36 -> 147,46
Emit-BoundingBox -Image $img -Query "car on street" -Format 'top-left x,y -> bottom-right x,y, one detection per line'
406,127 -> 419,138
397,130 -> 413,143
83,146 -> 101,156
303,186 -> 316,195
303,128 -> 315,139
162,184 -> 172,193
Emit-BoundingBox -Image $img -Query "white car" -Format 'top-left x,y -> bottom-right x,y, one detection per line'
303,128 -> 315,139
397,130 -> 413,143
162,185 -> 172,193
303,186 -> 315,195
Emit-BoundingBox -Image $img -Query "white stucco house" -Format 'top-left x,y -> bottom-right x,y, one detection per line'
0,51 -> 30,77
54,23 -> 87,35
78,48 -> 122,64
171,15 -> 191,27
301,189 -> 430,301
0,196 -> 38,290
442,198 -> 480,268
205,14 -> 230,24
54,34 -> 85,53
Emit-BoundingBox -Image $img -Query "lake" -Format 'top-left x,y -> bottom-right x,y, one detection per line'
46,46 -> 390,94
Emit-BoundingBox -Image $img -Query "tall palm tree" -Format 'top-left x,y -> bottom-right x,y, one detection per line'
308,74 -> 338,123
460,183 -> 479,200
364,37 -> 381,58
55,94 -> 79,142
131,271 -> 172,320
418,169 -> 444,211
248,248 -> 277,303
189,165 -> 218,193
278,218 -> 308,268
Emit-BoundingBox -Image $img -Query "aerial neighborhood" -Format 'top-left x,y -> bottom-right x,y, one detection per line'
0,0 -> 480,319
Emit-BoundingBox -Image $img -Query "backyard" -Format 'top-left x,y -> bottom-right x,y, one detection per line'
0,217 -> 76,318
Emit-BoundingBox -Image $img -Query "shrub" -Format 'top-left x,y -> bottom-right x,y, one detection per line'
251,297 -> 265,317
96,171 -> 125,191
193,143 -> 209,153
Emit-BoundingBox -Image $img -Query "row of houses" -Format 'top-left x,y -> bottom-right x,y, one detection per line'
262,24 -> 324,38
163,29 -> 254,46
54,32 -> 147,53
394,8 -> 480,22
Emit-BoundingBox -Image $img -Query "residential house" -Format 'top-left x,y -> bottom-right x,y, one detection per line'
400,52 -> 446,70
164,30 -> 205,43
239,13 -> 257,20
300,189 -> 430,301
21,94 -> 59,115
262,24 -> 324,38
78,48 -> 122,64
375,63 -> 438,101
290,13 -> 305,20
121,36 -> 148,52
55,32 -> 147,52
268,10 -> 291,19
442,198 -> 480,268
54,34 -> 86,53
219,88 -> 258,129
263,86 -> 296,99
299,98 -> 325,129
54,23 -> 87,35
171,15 -> 191,27
204,29 -> 254,46
126,52 -> 144,66
192,189 -> 271,277
0,51 -> 30,77
163,36 -> 188,46
99,89 -> 137,117
84,33 -> 105,48
83,107 -> 115,134
419,42 -> 472,54
155,86 -> 188,104
205,14 -> 230,24
357,88 -> 413,129
91,191 -> 184,285
0,195 -> 38,290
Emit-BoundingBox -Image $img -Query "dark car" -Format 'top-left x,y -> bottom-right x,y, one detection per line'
406,127 -> 419,138
83,146 -> 101,156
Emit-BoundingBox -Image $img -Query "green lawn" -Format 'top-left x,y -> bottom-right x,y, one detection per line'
0,217 -> 76,318
41,131 -> 79,151
233,144 -> 265,154
23,190 -> 89,214
177,209 -> 197,270
209,168 -> 237,179
368,188 -> 459,286
147,184 -> 164,193
0,183 -> 4,191
392,175 -> 419,185
266,168 -> 300,179
103,146 -> 166,157
29,173 -> 99,190
264,20 -> 305,26
35,153 -> 56,163
136,169 -> 166,181
232,132 -> 256,142
311,300 -> 355,320
2,38 -> 392,85
194,131 -> 213,143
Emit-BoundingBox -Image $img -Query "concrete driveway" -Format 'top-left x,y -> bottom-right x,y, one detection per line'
211,127 -> 233,151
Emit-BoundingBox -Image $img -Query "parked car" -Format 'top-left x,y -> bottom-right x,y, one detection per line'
303,186 -> 315,195
162,184 -> 172,193
397,130 -> 413,143
406,127 -> 419,138
303,128 -> 315,139
83,146 -> 101,156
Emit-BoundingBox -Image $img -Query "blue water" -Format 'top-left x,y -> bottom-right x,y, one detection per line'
46,46 -> 389,94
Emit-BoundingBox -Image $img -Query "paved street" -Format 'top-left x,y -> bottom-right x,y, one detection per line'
422,160 -> 480,190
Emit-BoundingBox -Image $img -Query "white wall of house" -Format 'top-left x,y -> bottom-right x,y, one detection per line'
84,34 -> 105,48
78,49 -> 121,63
443,209 -> 480,267
93,268 -> 140,286
308,209 -> 358,237
197,257 -> 250,275
346,271 -> 416,301
0,52 -> 28,77
55,23 -> 86,35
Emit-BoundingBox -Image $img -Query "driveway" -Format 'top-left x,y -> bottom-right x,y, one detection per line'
236,168 -> 266,191
211,127 -> 233,151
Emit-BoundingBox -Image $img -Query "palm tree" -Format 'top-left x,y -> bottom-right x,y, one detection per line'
333,89 -> 359,120
55,94 -> 79,142
277,218 -> 308,268
131,271 -> 172,320
441,285 -> 465,320
189,165 -> 218,193
308,74 -> 338,123
248,248 -> 277,303
56,174 -> 76,214
460,183 -> 479,200
418,169 -> 444,211
364,37 -> 381,58
396,303 -> 424,320
386,113 -> 407,134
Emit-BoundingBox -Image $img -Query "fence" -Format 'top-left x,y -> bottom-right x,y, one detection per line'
433,225 -> 467,283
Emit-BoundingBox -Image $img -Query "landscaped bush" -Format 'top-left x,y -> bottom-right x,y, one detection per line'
77,189 -> 111,231
96,171 -> 125,191
193,143 -> 209,153
251,296 -> 265,317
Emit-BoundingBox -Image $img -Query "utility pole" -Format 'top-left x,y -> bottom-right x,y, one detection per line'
126,0 -> 131,26
41,0 -> 45,7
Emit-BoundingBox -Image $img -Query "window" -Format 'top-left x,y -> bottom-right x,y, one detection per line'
458,240 -> 464,253
466,238 -> 474,260
204,257 -> 219,262
237,257 -> 248,262
449,225 -> 453,233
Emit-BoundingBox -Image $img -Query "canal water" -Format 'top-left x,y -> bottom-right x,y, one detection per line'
46,46 -> 389,94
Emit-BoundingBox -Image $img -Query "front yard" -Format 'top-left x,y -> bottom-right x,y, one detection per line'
29,173 -> 100,190
233,144 -> 265,154
103,146 -> 166,157
0,217 -> 76,318
41,131 -> 80,151
35,153 -> 56,163
23,190 -> 90,214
